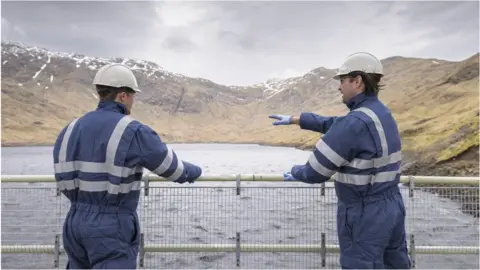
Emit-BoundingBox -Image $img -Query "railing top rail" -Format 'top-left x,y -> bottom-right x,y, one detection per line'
1,174 -> 479,185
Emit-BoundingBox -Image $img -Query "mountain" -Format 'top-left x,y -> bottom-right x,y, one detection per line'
1,41 -> 478,176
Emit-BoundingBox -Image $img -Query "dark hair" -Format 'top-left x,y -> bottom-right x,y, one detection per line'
96,85 -> 136,101
341,71 -> 384,96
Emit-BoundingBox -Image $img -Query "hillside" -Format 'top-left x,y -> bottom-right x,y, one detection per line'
1,41 -> 479,175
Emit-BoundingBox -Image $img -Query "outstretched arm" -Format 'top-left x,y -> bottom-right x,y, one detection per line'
269,113 -> 340,134
290,115 -> 366,184
297,113 -> 341,133
131,125 -> 202,183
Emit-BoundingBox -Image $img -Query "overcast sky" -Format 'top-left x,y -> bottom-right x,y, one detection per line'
2,1 -> 479,86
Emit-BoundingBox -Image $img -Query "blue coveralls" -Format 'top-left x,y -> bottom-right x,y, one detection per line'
290,92 -> 411,269
53,101 -> 202,269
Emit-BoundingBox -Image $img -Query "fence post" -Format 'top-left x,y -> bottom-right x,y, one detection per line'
53,234 -> 60,268
408,175 -> 415,268
410,234 -> 416,269
139,233 -> 145,267
236,174 -> 241,267
236,174 -> 241,196
321,183 -> 325,196
143,174 -> 150,196
321,233 -> 326,267
55,177 -> 61,268
236,232 -> 241,267
409,176 -> 415,198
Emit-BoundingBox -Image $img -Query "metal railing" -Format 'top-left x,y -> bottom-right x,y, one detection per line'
1,174 -> 479,269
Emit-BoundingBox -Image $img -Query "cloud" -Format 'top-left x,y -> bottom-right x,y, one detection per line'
1,1 -> 157,58
1,1 -> 478,86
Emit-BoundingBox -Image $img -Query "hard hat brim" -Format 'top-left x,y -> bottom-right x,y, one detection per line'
332,71 -> 383,80
333,73 -> 343,80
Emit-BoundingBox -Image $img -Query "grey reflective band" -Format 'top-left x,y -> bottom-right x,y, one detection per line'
106,116 -> 134,174
315,139 -> 348,167
152,146 -> 185,182
54,161 -> 143,177
334,170 -> 400,185
167,160 -> 185,182
57,179 -> 142,194
307,152 -> 335,177
59,118 -> 79,163
349,151 -> 402,170
55,115 -> 143,194
353,107 -> 389,157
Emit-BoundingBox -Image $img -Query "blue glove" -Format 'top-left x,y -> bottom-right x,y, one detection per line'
283,172 -> 297,181
269,114 -> 292,125
174,161 -> 202,184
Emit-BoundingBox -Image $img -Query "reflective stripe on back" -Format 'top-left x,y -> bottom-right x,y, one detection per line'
348,150 -> 402,170
57,178 -> 142,194
334,169 -> 400,185
59,118 -> 79,163
334,106 -> 400,186
55,115 -> 142,194
354,107 -> 389,157
55,161 -> 143,177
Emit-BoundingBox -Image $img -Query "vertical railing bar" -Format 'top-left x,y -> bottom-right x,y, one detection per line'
55,182 -> 62,268
408,175 -> 415,269
235,174 -> 241,267
409,175 -> 414,198
140,173 -> 147,267
236,232 -> 241,268
321,233 -> 326,268
321,183 -> 325,196
143,174 -> 150,196
236,174 -> 241,196
139,233 -> 145,267
410,234 -> 416,269
53,234 -> 60,268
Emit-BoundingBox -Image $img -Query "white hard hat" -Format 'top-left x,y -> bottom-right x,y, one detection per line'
333,52 -> 383,80
93,63 -> 141,92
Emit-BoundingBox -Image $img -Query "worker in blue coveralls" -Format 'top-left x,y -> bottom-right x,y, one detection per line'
53,63 -> 203,269
269,52 -> 411,269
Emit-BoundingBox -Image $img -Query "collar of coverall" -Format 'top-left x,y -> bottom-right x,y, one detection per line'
96,100 -> 128,115
345,92 -> 377,111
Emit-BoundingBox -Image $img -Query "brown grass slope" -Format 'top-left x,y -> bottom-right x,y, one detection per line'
1,42 -> 478,176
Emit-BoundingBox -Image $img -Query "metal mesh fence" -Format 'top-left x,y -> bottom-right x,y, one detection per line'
140,182 -> 239,269
1,183 -> 64,269
410,185 -> 479,269
237,184 -> 334,269
1,181 -> 479,269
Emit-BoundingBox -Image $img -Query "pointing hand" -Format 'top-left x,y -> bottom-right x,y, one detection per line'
269,114 -> 292,125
